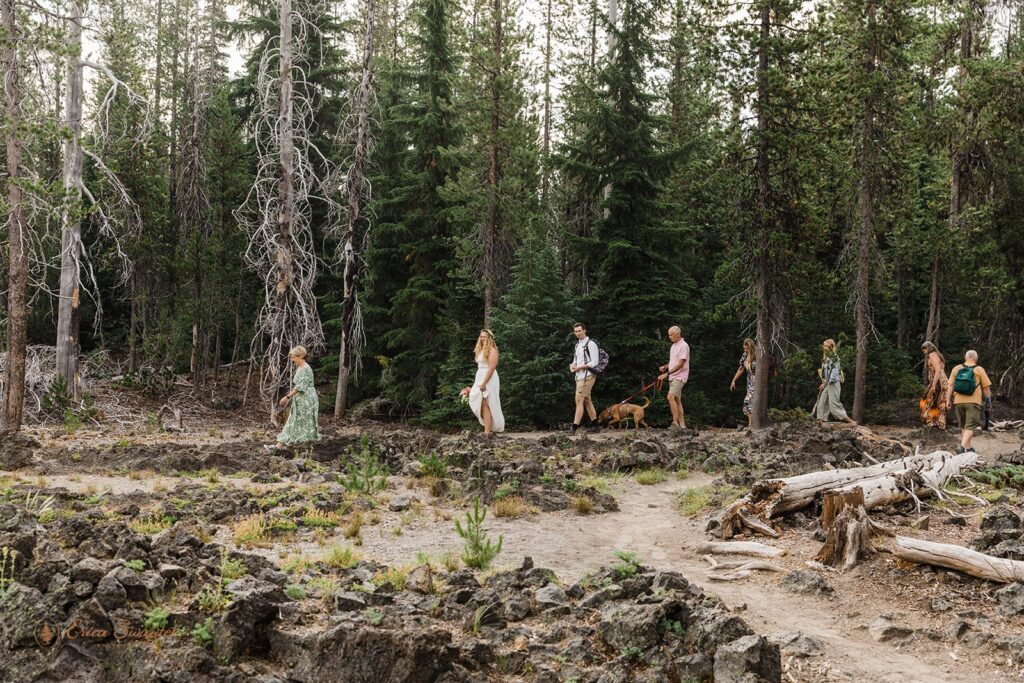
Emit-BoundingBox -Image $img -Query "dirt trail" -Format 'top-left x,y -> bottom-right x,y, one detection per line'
480,475 -> 1016,683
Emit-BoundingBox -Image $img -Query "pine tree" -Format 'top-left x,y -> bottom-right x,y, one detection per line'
491,229 -> 577,427
559,0 -> 692,401
373,0 -> 461,412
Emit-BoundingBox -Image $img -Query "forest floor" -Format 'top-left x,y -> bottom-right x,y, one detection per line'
3,404 -> 1024,681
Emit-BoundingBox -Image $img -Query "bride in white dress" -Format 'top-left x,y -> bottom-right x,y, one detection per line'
460,329 -> 504,436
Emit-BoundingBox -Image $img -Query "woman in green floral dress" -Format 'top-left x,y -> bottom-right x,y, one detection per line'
265,346 -> 320,452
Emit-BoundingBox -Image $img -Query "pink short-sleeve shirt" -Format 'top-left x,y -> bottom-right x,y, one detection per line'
670,339 -> 690,382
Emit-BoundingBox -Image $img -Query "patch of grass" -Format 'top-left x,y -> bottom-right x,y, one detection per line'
233,514 -> 270,546
300,509 -> 340,528
124,559 -> 146,572
282,554 -> 313,575
581,473 -> 624,495
675,484 -> 744,517
342,511 -> 364,540
221,556 -> 247,580
268,517 -> 298,538
492,479 -> 520,501
324,545 -> 362,569
571,495 -> 595,515
129,515 -> 176,535
634,468 -> 668,486
284,584 -> 306,600
144,606 -> 171,630
675,467 -> 690,480
440,551 -> 460,572
197,584 -> 230,613
37,508 -> 58,525
0,547 -> 19,596
363,607 -> 384,626
491,496 -> 530,519
372,567 -> 408,592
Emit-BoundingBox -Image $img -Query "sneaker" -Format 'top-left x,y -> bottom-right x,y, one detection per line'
264,444 -> 285,453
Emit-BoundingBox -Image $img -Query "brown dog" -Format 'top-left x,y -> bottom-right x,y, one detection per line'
597,397 -> 651,433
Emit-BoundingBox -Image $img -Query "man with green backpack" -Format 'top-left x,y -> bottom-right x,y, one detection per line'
944,350 -> 992,453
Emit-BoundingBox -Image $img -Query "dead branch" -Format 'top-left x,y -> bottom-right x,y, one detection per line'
695,541 -> 785,558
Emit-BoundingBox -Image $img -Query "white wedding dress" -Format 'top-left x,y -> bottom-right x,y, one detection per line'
469,354 -> 504,433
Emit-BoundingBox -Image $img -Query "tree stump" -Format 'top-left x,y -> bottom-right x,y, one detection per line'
815,486 -> 873,571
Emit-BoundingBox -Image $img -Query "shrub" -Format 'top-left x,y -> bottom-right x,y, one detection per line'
338,443 -> 389,494
571,495 -> 594,515
144,606 -> 171,630
418,452 -> 448,479
192,617 -> 214,649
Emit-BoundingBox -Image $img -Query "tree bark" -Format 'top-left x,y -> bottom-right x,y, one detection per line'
274,0 -> 296,419
334,0 -> 376,420
750,1 -> 772,430
893,536 -> 1024,583
2,0 -> 27,431
852,0 -> 878,425
56,0 -> 85,402
540,0 -> 552,206
815,486 -> 873,570
482,0 -> 502,326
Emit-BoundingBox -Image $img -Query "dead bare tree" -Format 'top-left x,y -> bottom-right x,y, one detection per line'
1,0 -> 27,431
55,0 -> 148,402
333,0 -> 377,420
236,0 -> 343,418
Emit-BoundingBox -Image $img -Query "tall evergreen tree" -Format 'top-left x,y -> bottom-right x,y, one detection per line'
559,0 -> 691,401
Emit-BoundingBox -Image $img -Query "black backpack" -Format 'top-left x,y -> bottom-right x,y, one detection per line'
583,339 -> 610,374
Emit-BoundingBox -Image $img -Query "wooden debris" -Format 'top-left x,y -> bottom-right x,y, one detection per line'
696,541 -> 784,558
716,450 -> 978,539
892,536 -> 1024,583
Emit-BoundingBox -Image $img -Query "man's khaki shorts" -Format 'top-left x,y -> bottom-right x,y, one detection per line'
575,375 -> 596,399
955,402 -> 981,430
668,380 -> 686,398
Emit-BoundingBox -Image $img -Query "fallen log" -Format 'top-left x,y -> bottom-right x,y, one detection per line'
828,451 -> 979,511
695,541 -> 784,558
716,450 -> 976,539
892,536 -> 1024,583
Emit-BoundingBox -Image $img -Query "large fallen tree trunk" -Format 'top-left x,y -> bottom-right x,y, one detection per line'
893,536 -> 1024,583
717,450 -> 977,539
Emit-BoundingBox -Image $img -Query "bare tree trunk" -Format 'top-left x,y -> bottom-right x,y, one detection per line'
334,0 -> 376,420
482,0 -> 502,326
56,0 -> 85,402
2,0 -> 27,431
852,0 -> 878,425
540,0 -> 552,206
155,0 -> 163,110
895,256 -> 907,350
600,0 -> 617,218
750,2 -> 771,430
273,0 -> 296,420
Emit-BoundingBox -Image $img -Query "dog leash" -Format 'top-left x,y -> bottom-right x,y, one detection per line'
617,377 -> 664,405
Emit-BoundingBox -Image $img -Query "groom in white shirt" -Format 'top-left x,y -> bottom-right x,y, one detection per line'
570,322 -> 599,433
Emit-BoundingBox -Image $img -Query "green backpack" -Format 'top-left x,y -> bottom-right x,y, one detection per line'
953,365 -> 978,395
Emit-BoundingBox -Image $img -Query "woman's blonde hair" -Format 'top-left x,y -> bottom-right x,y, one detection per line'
288,346 -> 308,359
822,338 -> 837,360
474,330 -> 497,359
743,338 -> 756,370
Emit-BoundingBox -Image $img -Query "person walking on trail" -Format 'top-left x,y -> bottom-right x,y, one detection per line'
570,323 -> 599,433
919,341 -> 948,430
730,338 -> 757,429
944,350 -> 992,453
658,326 -> 689,431
264,346 -> 320,452
814,339 -> 856,427
460,329 -> 504,437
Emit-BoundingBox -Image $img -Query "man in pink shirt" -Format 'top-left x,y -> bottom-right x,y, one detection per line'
658,326 -> 689,430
